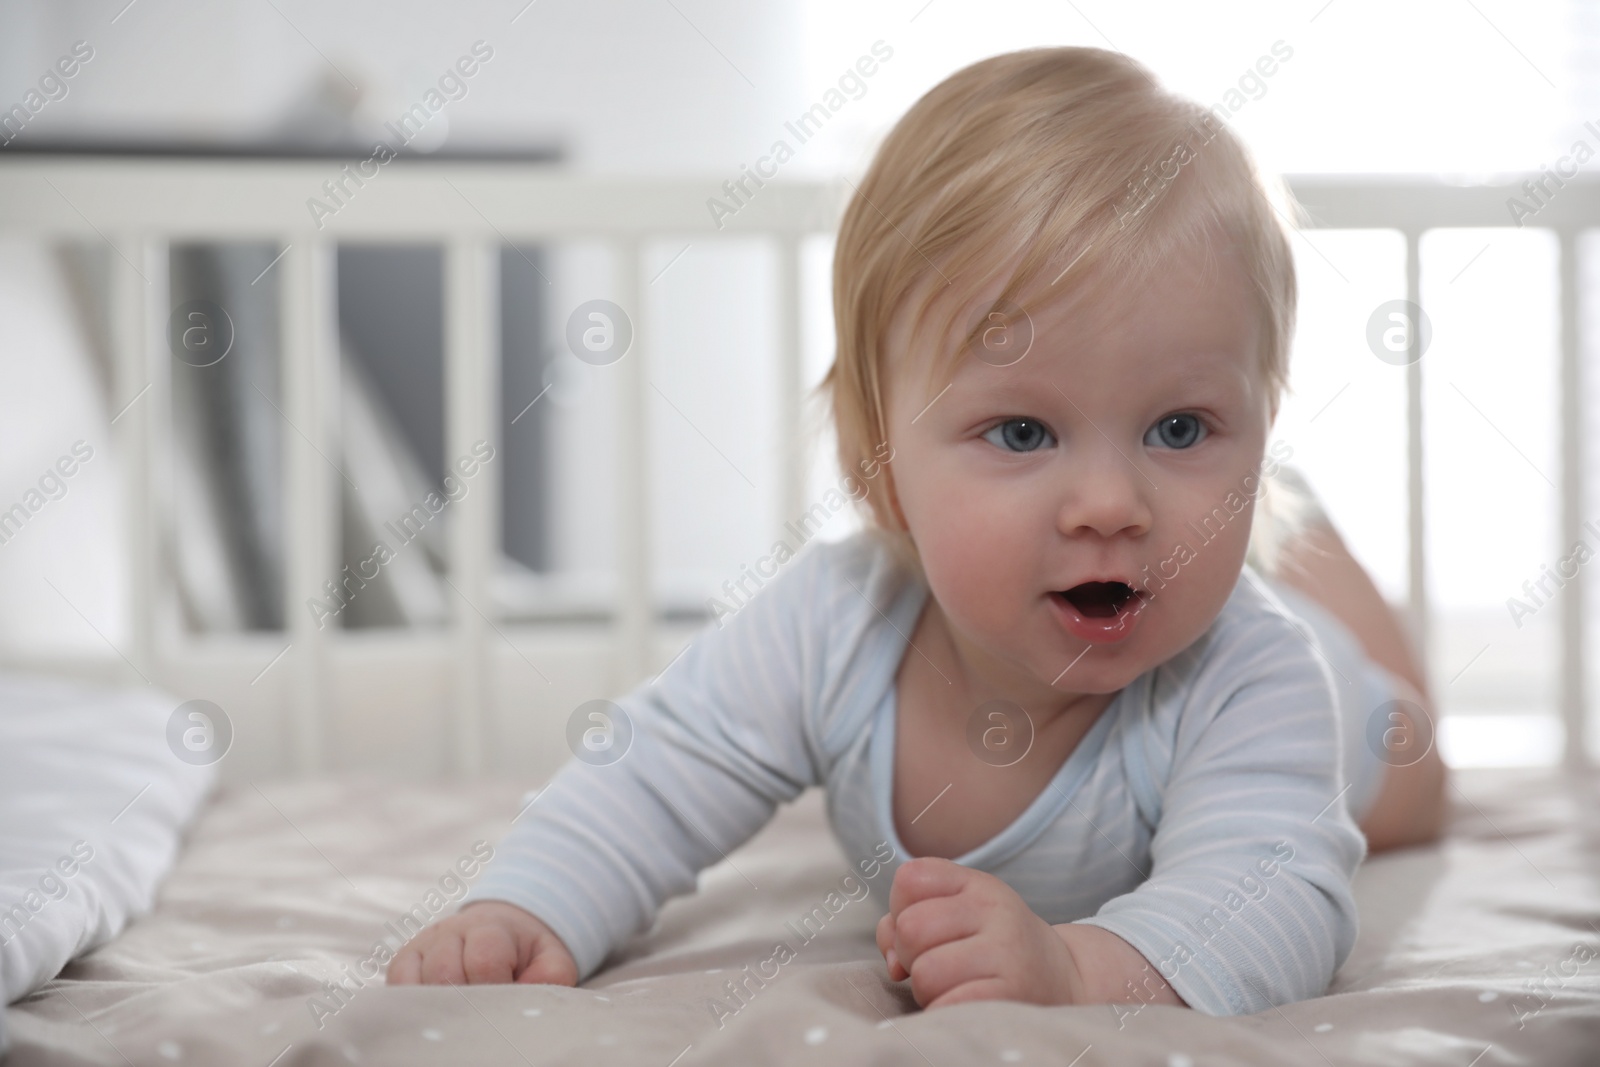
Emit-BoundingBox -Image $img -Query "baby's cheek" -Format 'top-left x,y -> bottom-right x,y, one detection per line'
1144,531 -> 1249,655
919,504 -> 1035,619
929,557 -> 1019,641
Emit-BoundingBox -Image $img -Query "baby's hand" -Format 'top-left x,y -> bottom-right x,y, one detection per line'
875,857 -> 1085,1009
386,900 -> 578,986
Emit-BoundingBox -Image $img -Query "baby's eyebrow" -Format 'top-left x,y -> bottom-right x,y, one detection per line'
953,363 -> 1249,410
1156,360 -> 1255,401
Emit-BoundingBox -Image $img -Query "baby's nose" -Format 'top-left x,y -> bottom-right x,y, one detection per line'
1053,449 -> 1153,539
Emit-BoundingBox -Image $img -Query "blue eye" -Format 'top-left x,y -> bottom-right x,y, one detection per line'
1145,413 -> 1207,449
983,417 -> 1056,453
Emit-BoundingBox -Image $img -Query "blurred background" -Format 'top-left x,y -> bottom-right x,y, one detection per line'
0,0 -> 1596,779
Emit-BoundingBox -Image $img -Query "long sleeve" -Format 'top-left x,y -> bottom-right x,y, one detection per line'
462,545 -> 830,980
1071,580 -> 1369,1016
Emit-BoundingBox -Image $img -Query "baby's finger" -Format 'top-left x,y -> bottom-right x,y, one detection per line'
906,938 -> 998,1010
516,936 -> 578,986
924,976 -> 1011,1011
461,924 -> 518,984
876,914 -> 909,981
386,942 -> 424,984
875,912 -> 896,957
893,898 -> 980,967
888,856 -> 972,915
419,932 -> 469,986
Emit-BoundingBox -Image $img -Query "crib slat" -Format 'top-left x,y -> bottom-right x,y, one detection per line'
446,238 -> 498,775
1557,230 -> 1587,770
281,239 -> 338,774
615,241 -> 652,685
110,237 -> 166,679
774,236 -> 806,532
1403,230 -> 1430,687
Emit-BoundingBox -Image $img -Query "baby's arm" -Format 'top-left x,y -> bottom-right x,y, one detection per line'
1067,585 -> 1367,1015
1053,921 -> 1186,1007
389,546 -> 829,986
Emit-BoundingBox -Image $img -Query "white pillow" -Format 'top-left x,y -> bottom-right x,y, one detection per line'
0,672 -> 217,1032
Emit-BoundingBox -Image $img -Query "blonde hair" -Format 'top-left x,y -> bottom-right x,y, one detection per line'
817,46 -> 1308,575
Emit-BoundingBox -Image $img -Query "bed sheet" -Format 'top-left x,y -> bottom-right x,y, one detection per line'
5,766 -> 1599,1066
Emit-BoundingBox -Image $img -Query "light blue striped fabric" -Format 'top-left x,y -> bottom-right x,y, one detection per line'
1271,582 -> 1397,827
464,529 -> 1371,1015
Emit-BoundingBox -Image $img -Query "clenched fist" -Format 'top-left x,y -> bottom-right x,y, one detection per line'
876,857 -> 1087,1009
386,900 -> 578,987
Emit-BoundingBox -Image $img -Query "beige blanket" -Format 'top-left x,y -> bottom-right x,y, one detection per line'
6,767 -> 1599,1065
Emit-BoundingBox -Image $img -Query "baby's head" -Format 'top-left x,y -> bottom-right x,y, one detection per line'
822,47 -> 1299,699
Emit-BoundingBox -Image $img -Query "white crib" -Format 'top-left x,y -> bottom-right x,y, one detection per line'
0,157 -> 1591,779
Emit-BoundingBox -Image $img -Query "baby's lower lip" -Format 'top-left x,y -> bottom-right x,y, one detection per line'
1048,589 -> 1147,645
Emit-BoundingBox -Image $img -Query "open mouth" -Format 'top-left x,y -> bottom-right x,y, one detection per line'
1057,581 -> 1140,618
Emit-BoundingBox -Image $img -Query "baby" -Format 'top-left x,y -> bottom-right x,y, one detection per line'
389,47 -> 1448,1015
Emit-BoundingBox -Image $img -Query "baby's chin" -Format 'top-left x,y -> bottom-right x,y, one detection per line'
1012,603 -> 1203,696
990,636 -> 1153,700
1034,651 -> 1151,697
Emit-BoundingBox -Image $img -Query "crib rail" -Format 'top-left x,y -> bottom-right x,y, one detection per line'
0,157 -> 1590,776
